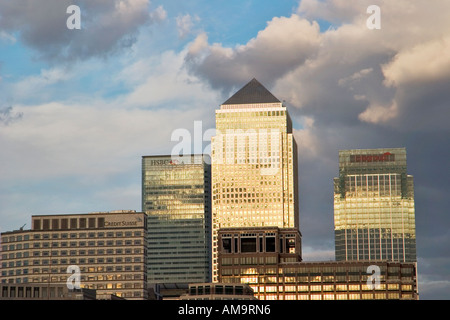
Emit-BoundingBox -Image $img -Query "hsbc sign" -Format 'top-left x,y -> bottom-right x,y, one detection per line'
150,159 -> 179,166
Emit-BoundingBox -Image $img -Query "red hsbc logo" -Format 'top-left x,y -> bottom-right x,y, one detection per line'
350,152 -> 395,163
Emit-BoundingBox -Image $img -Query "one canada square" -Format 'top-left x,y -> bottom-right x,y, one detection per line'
334,148 -> 417,262
211,78 -> 301,282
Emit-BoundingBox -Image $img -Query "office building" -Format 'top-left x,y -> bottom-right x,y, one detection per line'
334,148 -> 417,262
0,210 -> 149,300
142,154 -> 212,290
211,78 -> 301,282
217,227 -> 418,300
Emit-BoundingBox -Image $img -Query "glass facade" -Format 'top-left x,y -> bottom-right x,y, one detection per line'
334,148 -> 416,262
142,154 -> 211,284
211,80 -> 300,282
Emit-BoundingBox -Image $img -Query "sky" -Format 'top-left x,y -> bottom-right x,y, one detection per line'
0,0 -> 449,300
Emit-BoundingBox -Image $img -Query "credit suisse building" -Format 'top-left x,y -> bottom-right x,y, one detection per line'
0,210 -> 149,299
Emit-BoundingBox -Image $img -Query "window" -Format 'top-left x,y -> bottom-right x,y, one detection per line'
52,219 -> 59,230
34,220 -> 41,230
266,237 -> 276,252
241,238 -> 257,253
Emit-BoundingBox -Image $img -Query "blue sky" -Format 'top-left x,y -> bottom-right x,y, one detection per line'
0,0 -> 302,104
1,0 -> 450,299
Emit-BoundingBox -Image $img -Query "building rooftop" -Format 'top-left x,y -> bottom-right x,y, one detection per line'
222,78 -> 280,105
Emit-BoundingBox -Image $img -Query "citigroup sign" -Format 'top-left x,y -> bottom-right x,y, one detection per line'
350,152 -> 395,163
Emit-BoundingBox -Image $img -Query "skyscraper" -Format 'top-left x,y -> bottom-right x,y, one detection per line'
211,78 -> 300,282
334,148 -> 416,262
142,154 -> 211,288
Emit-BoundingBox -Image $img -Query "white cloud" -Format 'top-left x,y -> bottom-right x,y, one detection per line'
0,39 -> 222,184
338,68 -> 373,87
0,99 -> 208,181
186,14 -> 321,91
176,14 -> 200,39
297,0 -> 363,25
149,5 -> 167,22
0,30 -> 16,43
382,37 -> 450,87
293,117 -> 321,159
119,48 -> 220,108
11,67 -> 73,97
358,100 -> 398,124
0,0 -> 166,62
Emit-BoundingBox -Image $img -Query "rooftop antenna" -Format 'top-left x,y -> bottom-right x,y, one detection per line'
19,223 -> 26,231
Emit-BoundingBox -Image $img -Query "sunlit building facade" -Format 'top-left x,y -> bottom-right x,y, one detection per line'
0,211 -> 149,300
218,228 -> 418,300
211,78 -> 300,282
334,148 -> 416,262
142,154 -> 211,287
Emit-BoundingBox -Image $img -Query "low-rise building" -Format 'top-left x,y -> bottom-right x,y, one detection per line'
180,283 -> 256,300
1,210 -> 150,300
218,227 -> 418,300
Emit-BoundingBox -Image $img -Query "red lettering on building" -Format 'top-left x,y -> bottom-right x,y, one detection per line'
350,152 -> 394,163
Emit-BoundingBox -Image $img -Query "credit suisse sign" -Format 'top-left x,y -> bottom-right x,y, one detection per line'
104,216 -> 144,228
350,152 -> 395,163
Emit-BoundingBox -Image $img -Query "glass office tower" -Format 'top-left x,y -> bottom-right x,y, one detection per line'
211,78 -> 300,282
334,148 -> 416,262
142,154 -> 211,285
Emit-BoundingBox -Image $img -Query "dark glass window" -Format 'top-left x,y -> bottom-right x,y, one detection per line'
266,237 -> 276,252
241,238 -> 257,253
222,238 -> 231,253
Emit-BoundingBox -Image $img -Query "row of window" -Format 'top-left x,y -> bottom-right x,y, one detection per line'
216,110 -> 286,117
2,240 -> 143,252
2,231 -> 143,243
3,250 -> 143,262
258,292 -> 414,300
2,264 -> 143,277
241,283 -> 414,292
3,256 -> 143,268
